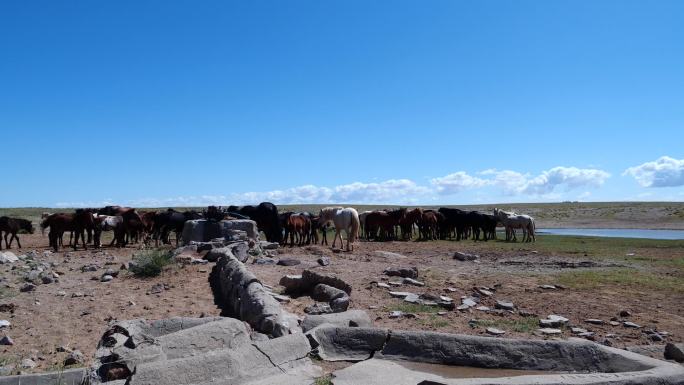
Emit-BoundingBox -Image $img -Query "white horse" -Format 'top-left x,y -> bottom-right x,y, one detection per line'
318,207 -> 360,251
494,208 -> 536,243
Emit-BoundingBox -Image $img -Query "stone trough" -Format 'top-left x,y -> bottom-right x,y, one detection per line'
307,325 -> 684,385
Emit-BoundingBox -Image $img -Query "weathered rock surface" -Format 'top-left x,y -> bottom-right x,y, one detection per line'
383,266 -> 418,279
301,310 -> 372,332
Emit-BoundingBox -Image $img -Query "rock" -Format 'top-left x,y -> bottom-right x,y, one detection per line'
453,252 -> 478,261
253,257 -> 277,265
519,310 -> 537,317
64,350 -> 84,366
486,327 -> 505,336
305,303 -> 333,315
439,296 -> 453,302
317,257 -> 330,266
277,258 -> 301,266
20,358 -> 36,369
389,291 -> 412,299
571,327 -> 588,334
383,267 -> 418,279
279,275 -> 306,293
81,264 -> 99,272
148,283 -> 165,294
0,303 -> 16,313
495,300 -> 515,311
100,275 -> 114,282
0,335 -> 13,345
302,270 -> 352,294
20,283 -> 36,292
0,252 -> 19,264
649,333 -> 664,342
182,219 -> 260,244
312,284 -> 347,302
71,292 -> 84,298
539,315 -> 569,327
538,285 -> 557,290
389,311 -> 405,319
260,241 -> 279,250
461,297 -> 478,308
41,275 -> 54,284
619,310 -> 632,317
301,310 -> 372,332
402,278 -> 425,287
585,318 -> 604,325
0,320 -> 10,328
376,282 -> 390,289
538,328 -> 562,335
446,287 -> 457,292
609,321 -> 620,326
623,321 -> 641,328
664,343 -> 684,362
403,293 -> 420,303
476,288 -> 493,297
476,306 -> 490,312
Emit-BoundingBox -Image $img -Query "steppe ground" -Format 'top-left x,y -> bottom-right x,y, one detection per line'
0,202 -> 682,374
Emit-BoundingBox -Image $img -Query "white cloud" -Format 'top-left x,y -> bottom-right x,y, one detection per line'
479,167 -> 610,195
623,156 -> 684,187
430,172 -> 490,194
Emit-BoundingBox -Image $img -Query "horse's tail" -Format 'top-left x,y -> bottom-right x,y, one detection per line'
350,209 -> 360,243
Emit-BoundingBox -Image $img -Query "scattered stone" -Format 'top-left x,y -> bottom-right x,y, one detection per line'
539,315 -> 569,328
461,297 -> 478,308
0,320 -> 10,328
585,319 -> 604,325
439,296 -> 453,302
375,282 -> 390,289
64,350 -> 84,366
388,281 -> 403,287
609,321 -> 620,326
71,292 -> 84,298
0,252 -> 19,264
476,306 -> 490,312
476,288 -> 494,297
538,285 -> 557,290
619,310 -> 632,317
649,333 -> 664,342
389,311 -> 404,319
578,332 -> 596,340
253,258 -> 277,265
304,303 -> 333,315
437,311 -> 448,316
446,287 -> 457,292
80,264 -> 98,272
402,277 -> 425,287
0,335 -> 13,345
571,327 -> 588,334
403,293 -> 421,303
453,252 -> 478,261
41,275 -> 54,284
664,343 -> 684,363
317,257 -> 330,266
20,358 -> 36,369
519,310 -> 537,317
486,327 -> 506,336
100,275 -> 114,282
260,241 -> 279,250
538,328 -> 562,335
494,300 -> 515,311
0,303 -> 16,313
383,266 -> 418,279
148,283 -> 165,294
20,283 -> 36,292
389,291 -> 412,299
623,321 -> 641,328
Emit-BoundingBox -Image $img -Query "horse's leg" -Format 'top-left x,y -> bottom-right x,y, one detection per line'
15,233 -> 21,249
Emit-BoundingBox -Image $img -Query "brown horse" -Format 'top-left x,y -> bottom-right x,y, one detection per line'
285,214 -> 311,247
41,213 -> 74,252
398,208 -> 423,240
365,208 -> 407,241
418,211 -> 439,240
0,217 -> 34,249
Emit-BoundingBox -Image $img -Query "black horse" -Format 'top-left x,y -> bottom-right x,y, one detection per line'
0,217 -> 34,249
152,209 -> 203,246
226,202 -> 282,243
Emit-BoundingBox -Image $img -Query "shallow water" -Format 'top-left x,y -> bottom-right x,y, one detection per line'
538,228 -> 684,240
396,361 -> 560,379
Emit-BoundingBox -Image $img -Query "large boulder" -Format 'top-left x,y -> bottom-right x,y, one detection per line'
301,310 -> 372,332
182,219 -> 259,245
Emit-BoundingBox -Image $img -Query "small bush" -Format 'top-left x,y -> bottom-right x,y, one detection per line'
130,249 -> 173,277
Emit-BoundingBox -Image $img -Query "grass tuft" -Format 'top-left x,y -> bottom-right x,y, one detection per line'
130,249 -> 174,277
471,317 -> 539,333
313,374 -> 333,385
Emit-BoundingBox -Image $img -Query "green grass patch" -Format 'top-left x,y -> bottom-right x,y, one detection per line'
130,249 -> 174,277
313,374 -> 333,385
417,314 -> 450,328
555,268 -> 684,293
392,302 -> 442,314
471,317 -> 539,333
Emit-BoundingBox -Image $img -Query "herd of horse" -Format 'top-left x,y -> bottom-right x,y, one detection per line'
0,202 -> 536,253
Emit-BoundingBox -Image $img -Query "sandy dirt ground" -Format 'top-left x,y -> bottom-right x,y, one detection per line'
0,231 -> 682,375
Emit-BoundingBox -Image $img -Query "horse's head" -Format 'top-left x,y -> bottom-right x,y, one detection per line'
26,222 -> 35,234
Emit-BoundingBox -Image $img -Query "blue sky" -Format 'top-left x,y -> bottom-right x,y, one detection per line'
1,0 -> 683,207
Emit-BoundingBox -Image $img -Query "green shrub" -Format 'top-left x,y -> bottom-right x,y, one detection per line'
130,249 -> 173,277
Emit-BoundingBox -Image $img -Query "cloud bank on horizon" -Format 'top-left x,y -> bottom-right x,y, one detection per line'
53,156 -> 684,208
